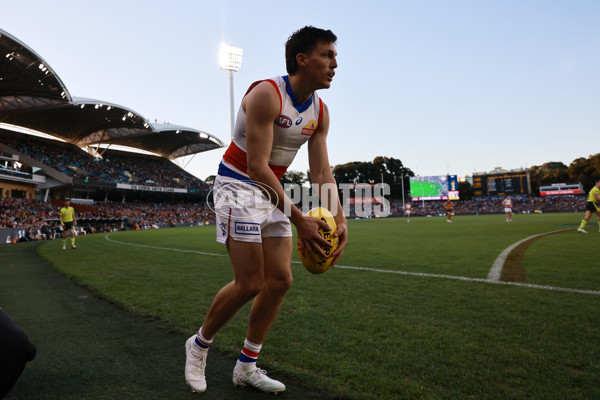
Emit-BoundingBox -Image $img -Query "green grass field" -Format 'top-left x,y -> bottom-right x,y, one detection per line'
37,213 -> 599,399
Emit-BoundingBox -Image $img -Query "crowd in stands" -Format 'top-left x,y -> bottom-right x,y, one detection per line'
1,198 -> 58,228
0,133 -> 209,190
389,195 -> 586,217
1,198 -> 215,241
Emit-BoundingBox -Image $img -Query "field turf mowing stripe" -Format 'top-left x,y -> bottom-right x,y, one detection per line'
487,228 -> 573,281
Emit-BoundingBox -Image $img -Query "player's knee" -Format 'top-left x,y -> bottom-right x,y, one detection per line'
237,280 -> 263,300
266,274 -> 293,296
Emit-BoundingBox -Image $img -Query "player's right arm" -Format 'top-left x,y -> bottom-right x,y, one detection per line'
244,82 -> 330,256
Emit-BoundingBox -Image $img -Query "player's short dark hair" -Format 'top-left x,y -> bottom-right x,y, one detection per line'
285,26 -> 337,75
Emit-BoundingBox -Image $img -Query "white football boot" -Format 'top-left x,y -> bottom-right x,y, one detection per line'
577,228 -> 588,233
185,335 -> 208,392
232,360 -> 285,393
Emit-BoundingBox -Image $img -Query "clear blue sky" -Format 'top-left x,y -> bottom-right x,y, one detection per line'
3,0 -> 599,181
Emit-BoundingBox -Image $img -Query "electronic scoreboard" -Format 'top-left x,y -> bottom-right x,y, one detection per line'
410,175 -> 459,201
472,172 -> 529,197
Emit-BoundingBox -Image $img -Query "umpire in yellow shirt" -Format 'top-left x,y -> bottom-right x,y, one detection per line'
577,179 -> 600,233
59,199 -> 77,249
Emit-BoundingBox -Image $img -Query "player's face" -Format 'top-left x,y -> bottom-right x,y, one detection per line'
303,41 -> 337,89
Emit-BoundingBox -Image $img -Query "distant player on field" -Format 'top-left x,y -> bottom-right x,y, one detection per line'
59,199 -> 77,250
184,26 -> 347,394
577,179 -> 600,233
502,196 -> 512,222
443,199 -> 454,222
405,202 -> 411,223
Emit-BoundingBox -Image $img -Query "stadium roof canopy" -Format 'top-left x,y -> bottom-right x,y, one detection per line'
0,28 -> 225,159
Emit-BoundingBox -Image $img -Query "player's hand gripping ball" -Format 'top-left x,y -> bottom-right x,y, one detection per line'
297,207 -> 339,274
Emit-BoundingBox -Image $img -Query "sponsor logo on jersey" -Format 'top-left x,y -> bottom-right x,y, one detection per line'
275,115 -> 292,128
295,117 -> 303,125
301,120 -> 318,136
234,222 -> 260,235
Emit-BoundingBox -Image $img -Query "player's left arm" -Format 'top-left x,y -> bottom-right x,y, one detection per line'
307,103 -> 347,266
72,208 -> 77,226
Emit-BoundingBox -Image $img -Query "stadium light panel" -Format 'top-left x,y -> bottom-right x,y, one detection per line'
219,44 -> 243,71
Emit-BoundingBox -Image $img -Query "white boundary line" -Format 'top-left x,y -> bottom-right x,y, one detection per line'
104,233 -> 600,296
333,265 -> 600,295
104,234 -> 225,257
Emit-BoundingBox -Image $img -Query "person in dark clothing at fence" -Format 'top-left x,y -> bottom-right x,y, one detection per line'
0,308 -> 36,399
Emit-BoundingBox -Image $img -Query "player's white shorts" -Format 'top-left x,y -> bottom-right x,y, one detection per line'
504,207 -> 512,213
213,175 -> 292,244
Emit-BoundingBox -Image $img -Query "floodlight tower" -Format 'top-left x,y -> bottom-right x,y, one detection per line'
219,44 -> 243,140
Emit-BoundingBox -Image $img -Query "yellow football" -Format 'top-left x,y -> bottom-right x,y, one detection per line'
297,207 -> 339,274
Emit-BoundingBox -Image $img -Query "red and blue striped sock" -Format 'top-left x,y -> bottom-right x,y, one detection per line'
238,338 -> 262,369
195,327 -> 212,350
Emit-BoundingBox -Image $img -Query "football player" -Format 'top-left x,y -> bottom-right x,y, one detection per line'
185,26 -> 347,393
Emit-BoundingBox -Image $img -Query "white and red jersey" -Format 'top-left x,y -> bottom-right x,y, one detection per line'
405,203 -> 411,213
219,75 -> 324,181
502,199 -> 512,208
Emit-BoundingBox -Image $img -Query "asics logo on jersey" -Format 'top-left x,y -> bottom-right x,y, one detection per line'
295,117 -> 303,125
274,115 -> 292,128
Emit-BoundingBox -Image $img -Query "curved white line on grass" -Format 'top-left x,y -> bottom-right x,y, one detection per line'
104,233 -> 599,296
487,228 -> 573,281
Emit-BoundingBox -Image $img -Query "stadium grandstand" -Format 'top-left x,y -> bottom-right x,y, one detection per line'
1,28 -> 225,242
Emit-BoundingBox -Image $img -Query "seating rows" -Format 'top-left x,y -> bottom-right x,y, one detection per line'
0,132 -> 209,189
